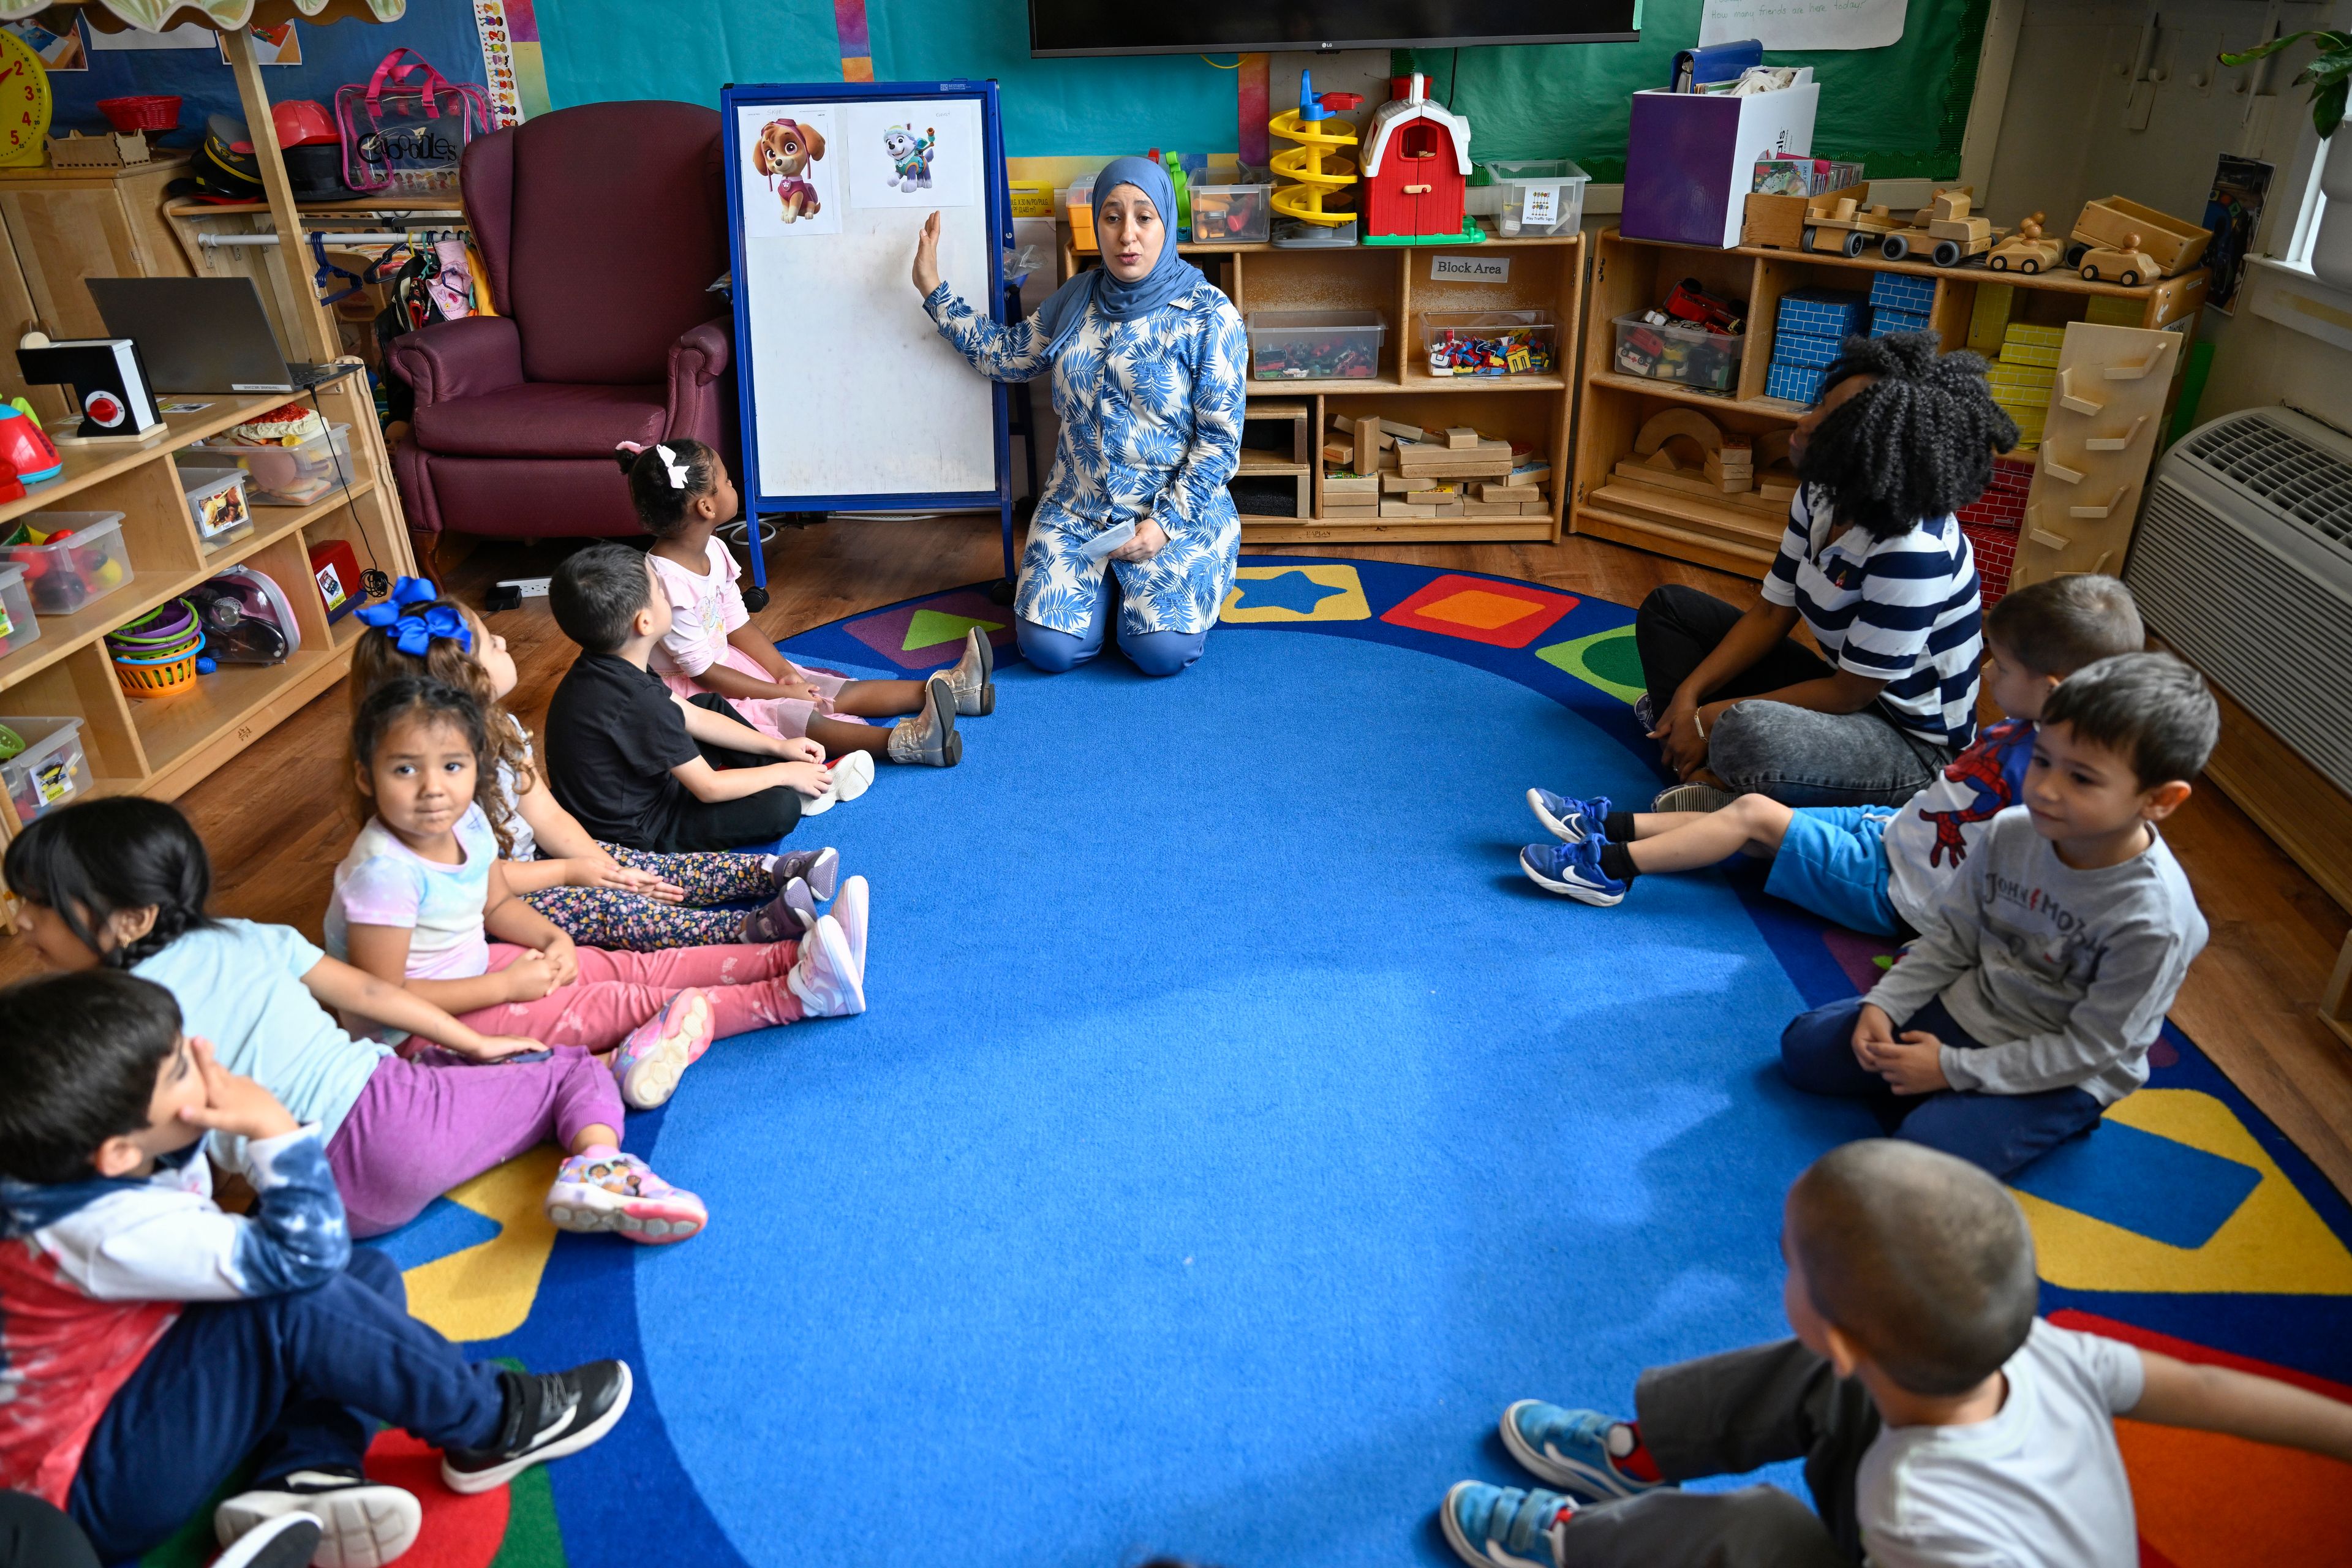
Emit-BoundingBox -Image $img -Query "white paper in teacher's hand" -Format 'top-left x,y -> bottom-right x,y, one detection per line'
1698,0 -> 1906,51
1080,520 -> 1136,562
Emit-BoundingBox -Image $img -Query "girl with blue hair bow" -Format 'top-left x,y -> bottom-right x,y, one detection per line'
913,155 -> 1248,677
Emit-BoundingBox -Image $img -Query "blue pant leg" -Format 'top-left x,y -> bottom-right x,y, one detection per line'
1117,626 -> 1208,678
246,1246 -> 405,1487
1016,580 -> 1112,673
68,1259 -> 507,1563
1891,997 -> 2106,1177
1778,996 -> 1891,1099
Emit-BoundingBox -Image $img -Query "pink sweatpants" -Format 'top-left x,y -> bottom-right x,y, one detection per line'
657,647 -> 860,742
452,939 -> 805,1048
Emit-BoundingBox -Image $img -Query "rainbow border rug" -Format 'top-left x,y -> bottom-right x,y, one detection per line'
162,559 -> 2352,1568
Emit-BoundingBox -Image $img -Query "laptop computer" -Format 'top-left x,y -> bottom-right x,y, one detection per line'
86,276 -> 350,394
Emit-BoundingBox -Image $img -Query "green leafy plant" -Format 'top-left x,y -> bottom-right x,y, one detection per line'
2221,30 -> 2352,140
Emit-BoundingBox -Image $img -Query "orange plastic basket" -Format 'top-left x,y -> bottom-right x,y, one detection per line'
111,633 -> 204,698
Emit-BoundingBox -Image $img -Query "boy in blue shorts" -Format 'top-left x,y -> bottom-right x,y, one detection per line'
1518,575 -> 2143,933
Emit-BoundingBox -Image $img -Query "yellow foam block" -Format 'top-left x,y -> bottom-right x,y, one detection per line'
1999,341 -> 2062,369
2003,322 -> 2065,349
1988,361 -> 2056,390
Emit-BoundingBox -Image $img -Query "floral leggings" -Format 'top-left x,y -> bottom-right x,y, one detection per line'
523,842 -> 775,952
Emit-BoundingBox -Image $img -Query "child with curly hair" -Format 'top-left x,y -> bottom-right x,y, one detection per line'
1632,331 -> 2015,813
350,580 -> 841,951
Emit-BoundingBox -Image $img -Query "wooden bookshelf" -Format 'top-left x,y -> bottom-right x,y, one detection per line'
1065,233 -> 1583,545
0,370 -> 414,836
1571,229 -> 2206,578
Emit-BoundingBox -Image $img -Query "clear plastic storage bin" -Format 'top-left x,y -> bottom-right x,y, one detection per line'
176,461 -> 254,548
0,715 -> 88,823
4,511 -> 134,614
205,423 -> 354,505
1480,160 -> 1589,237
1190,183 -> 1272,244
1611,314 -> 1745,392
0,563 -> 37,658
1066,173 -> 1098,251
1271,213 -> 1359,249
1422,310 -> 1561,377
1246,309 -> 1385,380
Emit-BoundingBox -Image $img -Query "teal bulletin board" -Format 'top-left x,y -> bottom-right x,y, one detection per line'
1399,0 -> 1993,183
535,0 -> 1237,157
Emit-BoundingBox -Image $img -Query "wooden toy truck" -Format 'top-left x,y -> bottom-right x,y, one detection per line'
2064,195 -> 2210,277
1881,189 -> 1997,267
1800,195 -> 1909,257
1988,212 -> 2066,274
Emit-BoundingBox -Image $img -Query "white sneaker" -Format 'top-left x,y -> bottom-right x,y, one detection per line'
784,913 -> 865,1017
217,1470 -> 420,1568
830,748 -> 877,801
831,875 -> 869,980
215,1512 -> 326,1568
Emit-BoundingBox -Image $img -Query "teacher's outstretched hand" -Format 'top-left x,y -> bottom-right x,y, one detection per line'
911,211 -> 941,298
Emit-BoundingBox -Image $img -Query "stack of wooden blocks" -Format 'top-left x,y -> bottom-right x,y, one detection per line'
1324,415 -> 1551,521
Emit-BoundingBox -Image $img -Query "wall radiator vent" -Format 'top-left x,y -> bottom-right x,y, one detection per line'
2125,407 -> 2352,795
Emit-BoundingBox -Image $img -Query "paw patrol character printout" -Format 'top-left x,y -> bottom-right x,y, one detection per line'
847,101 -> 972,209
744,107 -> 840,236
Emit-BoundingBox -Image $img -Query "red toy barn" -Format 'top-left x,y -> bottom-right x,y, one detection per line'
1361,74 -> 1472,239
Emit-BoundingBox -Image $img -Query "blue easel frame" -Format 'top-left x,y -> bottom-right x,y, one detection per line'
720,80 -> 1014,597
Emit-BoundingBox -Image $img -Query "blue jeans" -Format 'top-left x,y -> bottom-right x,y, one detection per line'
67,1248 -> 507,1563
1779,994 -> 2104,1178
1016,572 -> 1207,678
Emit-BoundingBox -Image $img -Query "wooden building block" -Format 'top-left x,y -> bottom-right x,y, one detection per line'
1322,439 -> 1352,466
1379,418 -> 1426,442
1355,418 -> 1379,475
1384,473 -> 1437,493
1444,426 -> 1478,450
1323,474 -> 1379,497
1381,500 -> 1439,518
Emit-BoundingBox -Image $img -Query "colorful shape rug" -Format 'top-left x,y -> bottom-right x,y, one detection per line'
224,559 -> 2346,1568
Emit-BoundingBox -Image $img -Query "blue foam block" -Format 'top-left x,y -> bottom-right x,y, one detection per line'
1774,288 -> 1869,342
1772,331 -> 1845,369
1766,361 -> 1830,404
1868,307 -> 1933,339
1868,271 -> 1937,316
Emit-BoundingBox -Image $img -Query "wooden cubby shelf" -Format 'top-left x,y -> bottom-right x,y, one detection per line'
1572,229 -> 2205,579
0,374 -> 414,832
1066,233 -> 1582,544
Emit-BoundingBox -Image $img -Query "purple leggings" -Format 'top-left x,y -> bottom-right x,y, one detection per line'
324,1047 -> 622,1238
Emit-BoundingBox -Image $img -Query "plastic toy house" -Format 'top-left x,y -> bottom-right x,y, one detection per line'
1362,74 -> 1474,243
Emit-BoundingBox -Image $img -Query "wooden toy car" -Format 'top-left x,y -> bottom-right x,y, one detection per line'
1800,195 -> 1909,257
1881,189 -> 1994,266
2064,195 -> 2209,277
1988,212 -> 2065,274
2078,233 -> 2160,287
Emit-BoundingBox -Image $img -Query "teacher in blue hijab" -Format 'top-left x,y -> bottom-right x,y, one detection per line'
913,154 -> 1249,677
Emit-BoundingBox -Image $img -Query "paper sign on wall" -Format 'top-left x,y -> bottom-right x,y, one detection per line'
1430,254 -> 1509,282
1698,0 -> 1907,51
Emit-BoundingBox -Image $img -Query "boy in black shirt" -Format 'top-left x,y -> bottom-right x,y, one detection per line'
545,545 -> 829,852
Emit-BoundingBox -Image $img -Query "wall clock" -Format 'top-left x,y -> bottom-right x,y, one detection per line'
0,30 -> 53,170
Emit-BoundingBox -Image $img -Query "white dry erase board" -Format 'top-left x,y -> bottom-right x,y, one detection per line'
721,82 -> 1009,516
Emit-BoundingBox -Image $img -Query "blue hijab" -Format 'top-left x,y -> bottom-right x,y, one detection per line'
1033,155 -> 1206,356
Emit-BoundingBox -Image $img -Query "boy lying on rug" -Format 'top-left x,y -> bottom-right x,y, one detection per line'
1440,1139 -> 2352,1568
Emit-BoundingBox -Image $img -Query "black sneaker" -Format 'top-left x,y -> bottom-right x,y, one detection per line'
216,1468 -> 419,1567
216,1512 -> 327,1568
440,1360 -> 633,1494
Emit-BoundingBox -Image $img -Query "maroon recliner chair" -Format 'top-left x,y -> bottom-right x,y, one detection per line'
391,100 -> 733,568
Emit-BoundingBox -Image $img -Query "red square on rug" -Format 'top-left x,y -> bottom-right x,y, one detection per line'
1380,575 -> 1580,649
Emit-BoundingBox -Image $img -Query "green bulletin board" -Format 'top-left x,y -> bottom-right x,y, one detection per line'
1398,0 -> 1992,184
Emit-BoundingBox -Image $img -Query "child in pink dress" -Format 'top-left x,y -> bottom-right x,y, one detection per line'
620,440 -> 992,768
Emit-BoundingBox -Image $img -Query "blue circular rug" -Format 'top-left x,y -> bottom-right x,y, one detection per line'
368,558 -> 2352,1568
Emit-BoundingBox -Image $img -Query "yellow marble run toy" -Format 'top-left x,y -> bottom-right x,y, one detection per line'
1268,71 -> 1361,246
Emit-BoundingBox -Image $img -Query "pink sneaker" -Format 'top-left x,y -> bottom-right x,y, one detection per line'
608,988 -> 715,1110
546,1150 -> 706,1244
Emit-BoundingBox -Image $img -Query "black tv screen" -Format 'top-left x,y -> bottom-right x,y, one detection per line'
1028,1 -> 1639,56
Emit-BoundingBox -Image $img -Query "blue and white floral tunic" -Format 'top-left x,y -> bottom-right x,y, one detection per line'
925,278 -> 1249,638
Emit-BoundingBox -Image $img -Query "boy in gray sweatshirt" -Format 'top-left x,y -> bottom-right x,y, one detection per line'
1776,652 -> 2218,1177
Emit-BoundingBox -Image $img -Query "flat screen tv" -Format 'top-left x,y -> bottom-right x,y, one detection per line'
1028,1 -> 1640,57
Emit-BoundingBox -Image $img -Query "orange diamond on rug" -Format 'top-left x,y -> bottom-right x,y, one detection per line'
1381,574 -> 1578,649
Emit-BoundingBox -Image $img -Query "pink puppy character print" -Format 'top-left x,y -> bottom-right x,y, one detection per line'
755,117 -> 827,222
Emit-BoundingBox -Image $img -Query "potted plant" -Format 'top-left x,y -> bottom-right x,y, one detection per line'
2222,29 -> 2351,285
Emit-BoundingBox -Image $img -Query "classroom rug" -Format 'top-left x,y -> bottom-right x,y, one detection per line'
182,559 -> 2352,1568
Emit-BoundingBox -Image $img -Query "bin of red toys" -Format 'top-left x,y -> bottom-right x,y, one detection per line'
97,96 -> 183,134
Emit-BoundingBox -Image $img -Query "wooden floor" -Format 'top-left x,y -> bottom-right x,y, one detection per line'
13,515 -> 2349,1199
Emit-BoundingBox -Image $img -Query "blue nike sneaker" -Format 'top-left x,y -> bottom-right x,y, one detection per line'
1440,1480 -> 1578,1568
1526,788 -> 1611,844
1501,1401 -> 1668,1499
1519,839 -> 1627,906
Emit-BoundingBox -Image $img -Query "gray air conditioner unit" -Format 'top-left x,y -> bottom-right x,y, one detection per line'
2123,405 -> 2352,794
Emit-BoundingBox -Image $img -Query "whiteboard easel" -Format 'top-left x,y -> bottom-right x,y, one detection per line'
720,81 -> 1012,601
